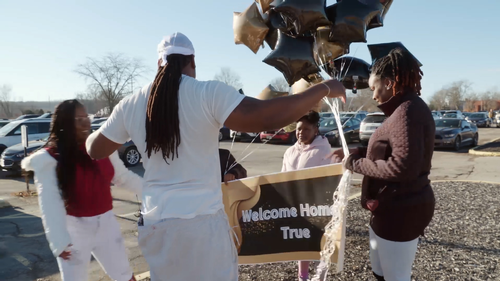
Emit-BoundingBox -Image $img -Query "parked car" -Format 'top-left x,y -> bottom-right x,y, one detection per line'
260,129 -> 296,144
431,111 -> 443,120
0,136 -> 48,172
359,113 -> 387,146
434,118 -> 478,151
0,119 -> 51,155
493,111 -> 500,127
319,117 -> 361,146
219,126 -> 230,141
319,112 -> 334,119
15,114 -> 41,120
90,123 -> 141,167
466,112 -> 491,127
442,110 -> 465,119
231,130 -> 261,142
340,111 -> 368,121
37,112 -> 53,119
0,120 -> 10,128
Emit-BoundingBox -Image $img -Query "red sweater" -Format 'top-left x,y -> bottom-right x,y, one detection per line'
47,147 -> 115,217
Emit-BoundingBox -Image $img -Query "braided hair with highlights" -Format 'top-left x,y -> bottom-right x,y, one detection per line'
371,48 -> 423,96
145,54 -> 193,163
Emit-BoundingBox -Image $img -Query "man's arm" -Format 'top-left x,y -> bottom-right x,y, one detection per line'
225,79 -> 345,132
86,130 -> 123,160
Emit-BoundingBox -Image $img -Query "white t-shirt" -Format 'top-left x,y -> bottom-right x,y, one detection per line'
100,75 -> 244,224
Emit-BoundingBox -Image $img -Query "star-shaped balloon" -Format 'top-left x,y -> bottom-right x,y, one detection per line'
329,0 -> 382,44
368,42 -> 423,67
274,0 -> 331,36
233,3 -> 269,54
367,0 -> 394,30
256,84 -> 289,100
263,31 -> 320,86
291,75 -> 325,112
327,56 -> 371,92
256,0 -> 274,13
314,26 -> 350,67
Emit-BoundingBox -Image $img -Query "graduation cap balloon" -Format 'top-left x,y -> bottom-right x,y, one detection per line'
233,3 -> 269,54
274,0 -> 331,36
327,56 -> 371,93
368,42 -> 423,67
263,31 -> 320,86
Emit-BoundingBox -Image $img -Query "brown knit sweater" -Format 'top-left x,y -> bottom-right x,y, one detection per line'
345,92 -> 435,242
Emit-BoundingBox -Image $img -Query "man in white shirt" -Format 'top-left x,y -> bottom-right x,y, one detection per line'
86,32 -> 345,281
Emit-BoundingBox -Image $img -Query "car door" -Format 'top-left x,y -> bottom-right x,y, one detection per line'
460,121 -> 472,144
350,118 -> 361,140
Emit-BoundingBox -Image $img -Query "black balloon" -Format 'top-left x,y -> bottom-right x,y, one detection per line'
274,0 -> 331,36
263,31 -> 320,86
368,42 -> 423,67
367,0 -> 394,30
314,26 -> 349,66
264,26 -> 279,50
329,0 -> 382,44
327,56 -> 371,92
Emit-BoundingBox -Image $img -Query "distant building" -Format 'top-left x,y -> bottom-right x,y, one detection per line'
473,100 -> 500,112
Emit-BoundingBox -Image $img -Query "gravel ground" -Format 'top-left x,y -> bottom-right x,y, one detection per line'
237,182 -> 500,281
476,140 -> 500,153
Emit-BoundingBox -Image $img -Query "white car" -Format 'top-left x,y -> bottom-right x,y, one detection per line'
0,119 -> 52,154
359,112 -> 387,146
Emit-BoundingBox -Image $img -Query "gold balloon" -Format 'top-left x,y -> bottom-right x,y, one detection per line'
256,84 -> 288,100
291,75 -> 325,112
314,27 -> 349,66
256,0 -> 274,13
233,3 -> 269,54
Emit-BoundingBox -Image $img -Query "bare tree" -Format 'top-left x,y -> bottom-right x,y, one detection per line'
463,92 -> 478,112
0,84 -> 15,118
428,89 -> 448,110
347,89 -> 379,112
75,53 -> 146,112
446,80 -> 471,110
480,90 -> 500,111
214,67 -> 243,90
269,77 -> 290,93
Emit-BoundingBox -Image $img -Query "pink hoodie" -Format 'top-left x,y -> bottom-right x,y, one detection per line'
281,135 -> 333,172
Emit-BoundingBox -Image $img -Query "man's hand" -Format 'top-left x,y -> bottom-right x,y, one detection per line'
328,148 -> 360,163
59,244 -> 73,260
321,79 -> 347,102
224,173 -> 236,185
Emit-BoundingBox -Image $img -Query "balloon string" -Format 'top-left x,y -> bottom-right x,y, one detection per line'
224,129 -> 284,175
224,130 -> 238,176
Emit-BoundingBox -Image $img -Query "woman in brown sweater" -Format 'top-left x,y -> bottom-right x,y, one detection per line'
334,48 -> 435,281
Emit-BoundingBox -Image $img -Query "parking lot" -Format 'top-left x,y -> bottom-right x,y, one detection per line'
0,128 -> 498,281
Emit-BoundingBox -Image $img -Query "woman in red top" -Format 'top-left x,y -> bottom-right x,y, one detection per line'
22,100 -> 142,281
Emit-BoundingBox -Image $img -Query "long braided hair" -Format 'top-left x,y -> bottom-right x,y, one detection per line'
145,54 -> 193,163
371,48 -> 423,96
46,100 -> 93,206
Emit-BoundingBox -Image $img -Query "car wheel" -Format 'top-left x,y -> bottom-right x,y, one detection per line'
454,136 -> 461,151
123,146 -> 141,167
218,131 -> 223,141
472,134 -> 478,147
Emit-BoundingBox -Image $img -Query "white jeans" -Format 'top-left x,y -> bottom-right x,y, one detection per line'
56,210 -> 133,281
369,227 -> 418,281
138,209 -> 238,281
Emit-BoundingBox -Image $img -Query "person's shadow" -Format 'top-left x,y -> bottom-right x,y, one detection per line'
0,206 -> 60,280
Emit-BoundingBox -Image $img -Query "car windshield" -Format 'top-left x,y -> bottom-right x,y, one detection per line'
341,113 -> 354,118
435,119 -> 460,128
443,113 -> 457,118
363,115 -> 386,123
92,119 -> 105,124
470,113 -> 485,118
320,118 -> 347,128
0,121 -> 20,136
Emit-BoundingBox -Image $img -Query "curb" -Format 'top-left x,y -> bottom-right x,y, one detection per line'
0,198 -> 11,209
469,137 -> 500,157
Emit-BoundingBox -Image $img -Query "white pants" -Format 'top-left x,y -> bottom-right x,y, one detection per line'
369,227 -> 418,281
56,210 -> 133,281
138,209 -> 238,281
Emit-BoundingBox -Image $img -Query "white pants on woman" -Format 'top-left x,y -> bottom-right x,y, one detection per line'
369,227 -> 419,281
138,209 -> 238,281
56,210 -> 133,281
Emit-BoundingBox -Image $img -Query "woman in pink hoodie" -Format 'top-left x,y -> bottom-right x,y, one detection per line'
281,110 -> 333,281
